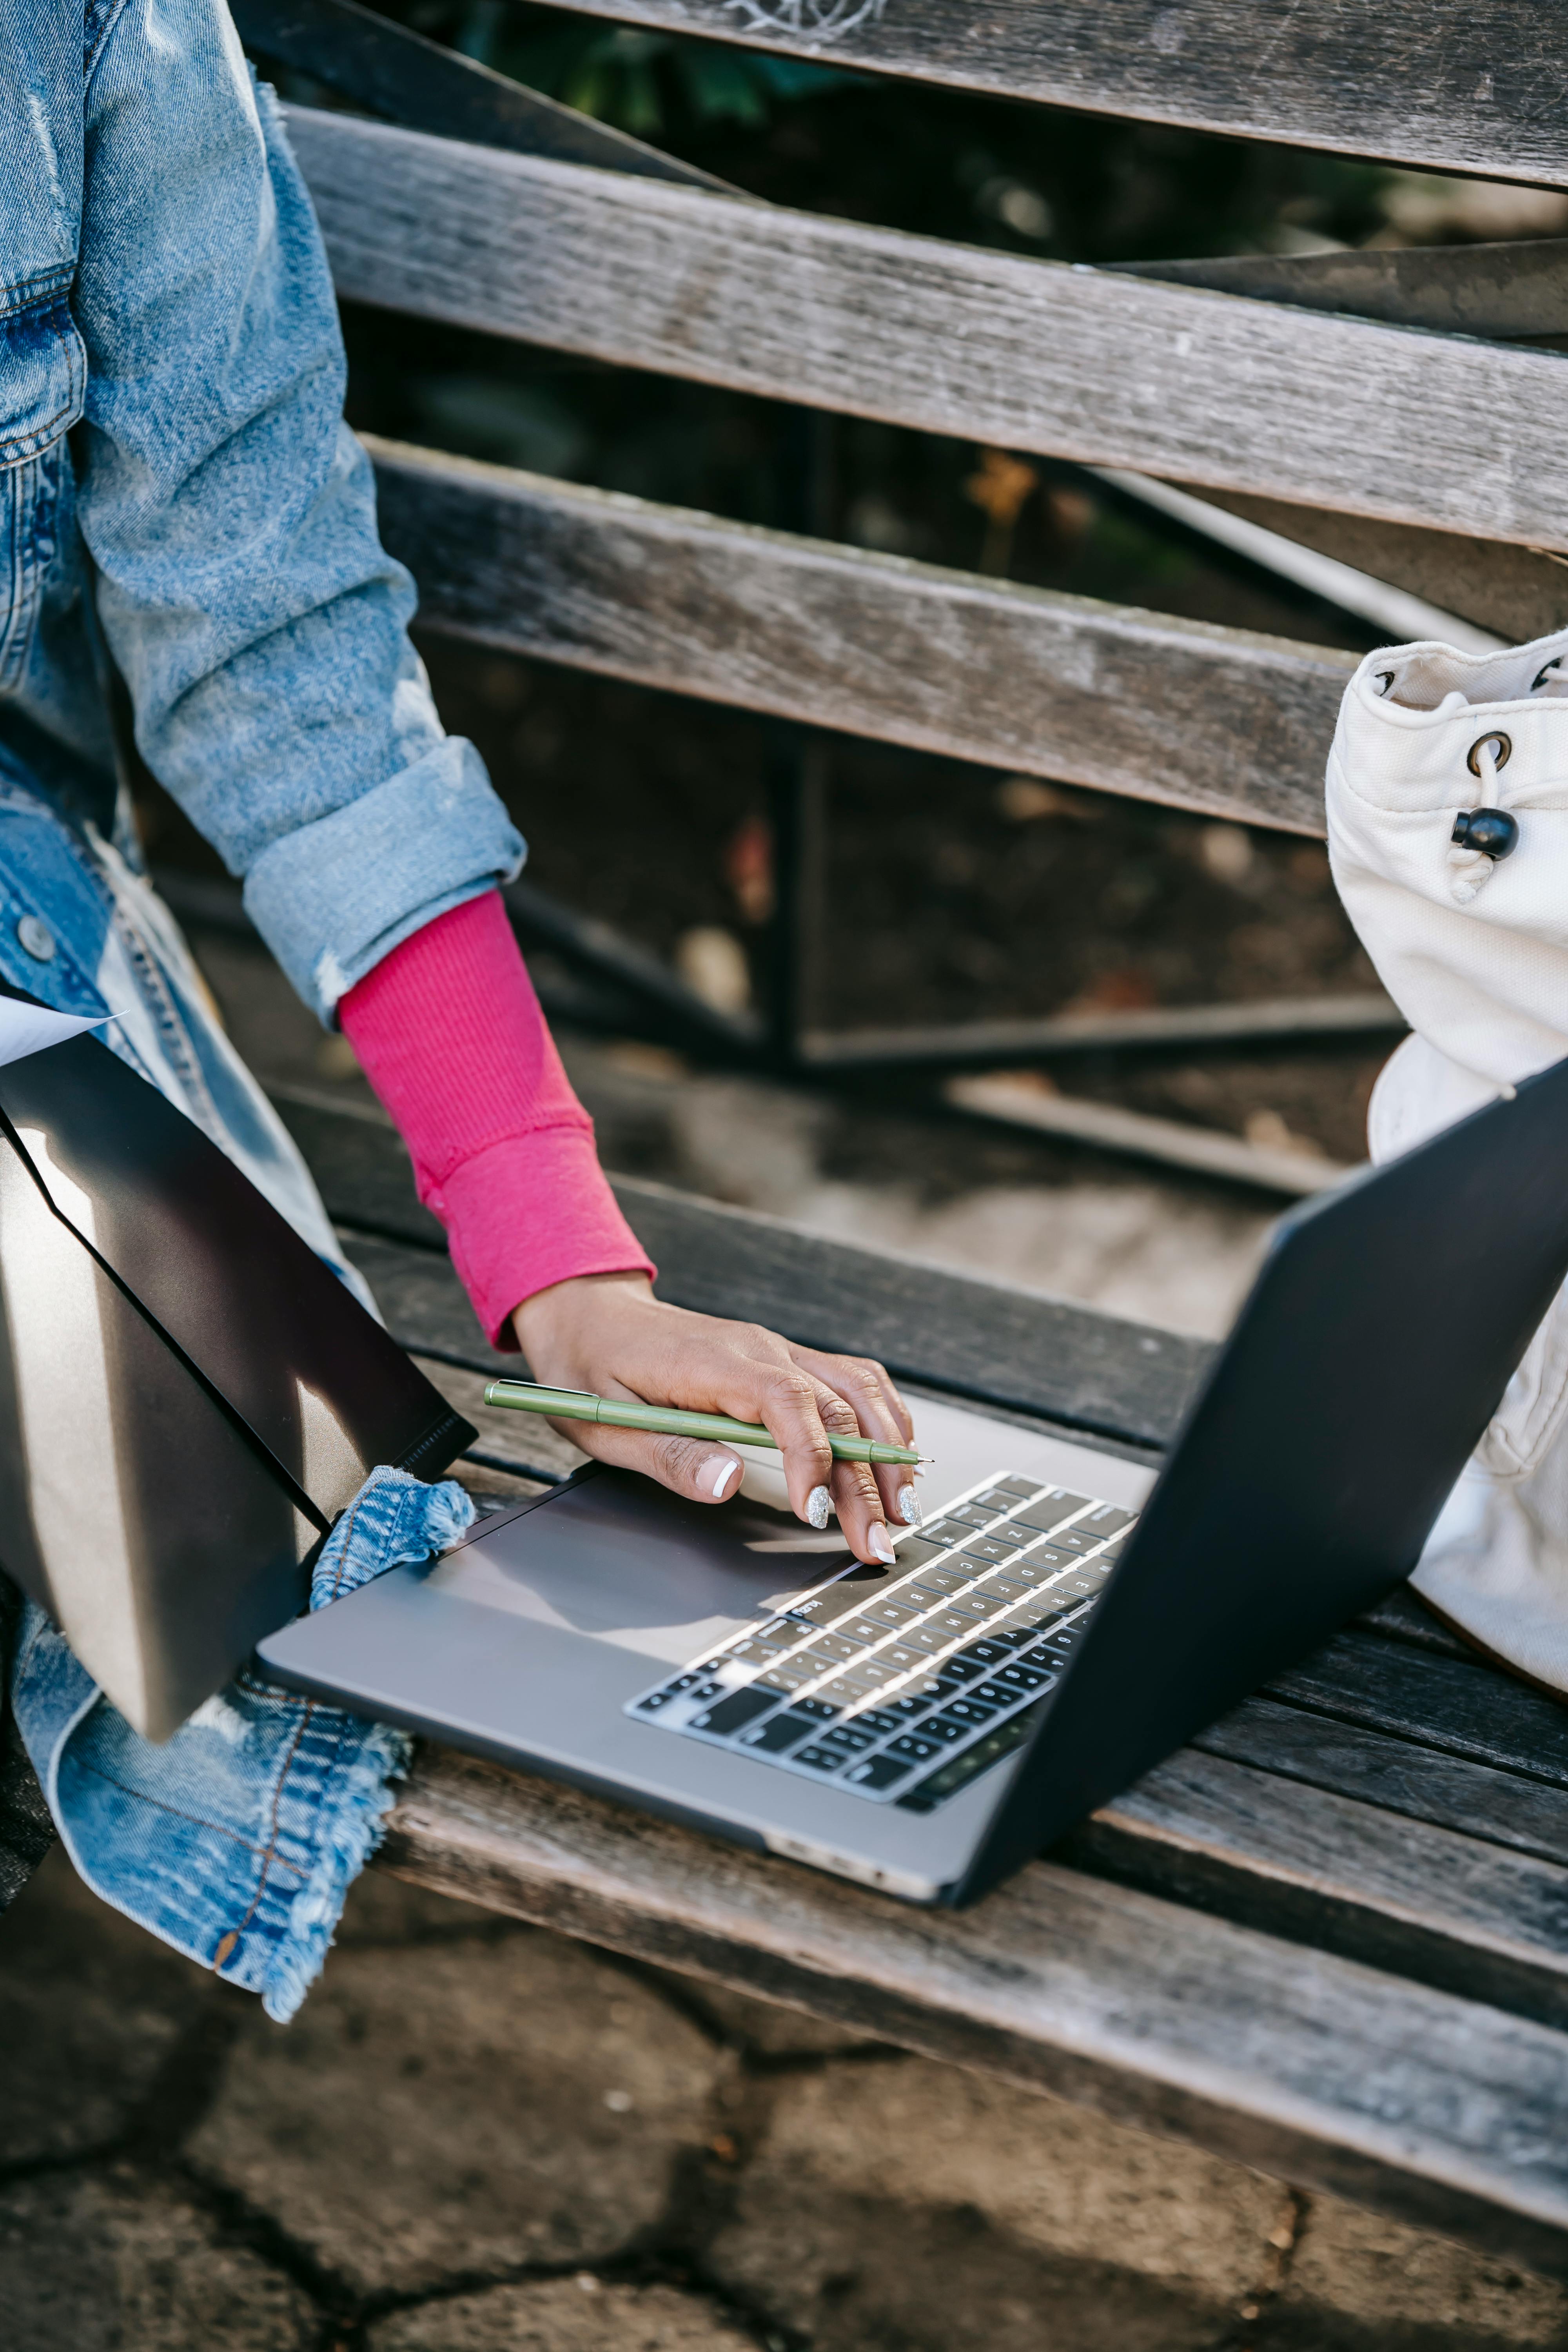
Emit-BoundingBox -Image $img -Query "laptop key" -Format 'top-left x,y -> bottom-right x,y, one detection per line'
785,1572 -> 890,1626
995,1662 -> 1050,1693
1080,1504 -> 1134,1537
635,1688 -> 681,1712
727,1636 -> 793,1670
859,1596 -> 922,1629
918,1713 -> 969,1744
793,1696 -> 839,1720
793,1743 -> 850,1773
814,1673 -> 881,1708
1051,1528 -> 1101,1557
887,1733 -> 943,1763
758,1659 -> 815,1692
946,1589 -> 1006,1621
855,1708 -> 906,1738
907,1565 -> 969,1598
958,1537 -> 1016,1568
996,1477 -> 1044,1502
955,1637 -> 1011,1671
690,1686 -> 782,1737
823,1722 -> 879,1753
845,1753 -> 916,1791
976,1485 -> 1026,1512
877,1641 -> 931,1675
947,1502 -> 999,1530
799,1633 -> 864,1668
970,1679 -> 1024,1708
890,1535 -> 948,1569
737,1710 -> 818,1754
926,1519 -> 976,1548
1017,1541 -> 1076,1573
929,1607 -> 984,1641
940,1695 -> 998,1727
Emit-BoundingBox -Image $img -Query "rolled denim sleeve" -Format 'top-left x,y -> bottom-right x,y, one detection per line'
75,0 -> 523,1019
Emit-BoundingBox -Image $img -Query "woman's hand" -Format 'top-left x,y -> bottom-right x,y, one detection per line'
511,1272 -> 918,1564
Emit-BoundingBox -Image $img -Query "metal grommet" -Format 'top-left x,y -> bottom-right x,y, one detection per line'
1533,659 -> 1564,692
1375,670 -> 1397,696
1467,730 -> 1512,778
16,914 -> 56,963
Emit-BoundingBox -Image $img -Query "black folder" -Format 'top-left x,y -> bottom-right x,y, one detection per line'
0,1033 -> 475,1739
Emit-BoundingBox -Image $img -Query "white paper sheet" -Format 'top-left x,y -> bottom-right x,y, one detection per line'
0,1001 -> 111,1070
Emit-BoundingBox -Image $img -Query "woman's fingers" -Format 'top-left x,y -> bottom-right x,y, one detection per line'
557,1414 -> 746,1508
788,1343 -> 920,1530
512,1277 -> 915,1562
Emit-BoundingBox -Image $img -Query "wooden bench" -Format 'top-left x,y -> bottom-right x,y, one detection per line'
10,0 -> 1568,2292
170,0 -> 1568,2280
271,1082 -> 1568,2283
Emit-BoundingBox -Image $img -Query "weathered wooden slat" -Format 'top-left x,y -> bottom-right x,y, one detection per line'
288,109 -> 1568,552
327,1190 -> 1204,1453
369,438 -> 1352,835
1072,1746 -> 1568,2029
519,0 -> 1568,191
381,1747 -> 1568,2274
802,993 -> 1406,1071
1270,1629 -> 1568,1787
1196,1694 -> 1568,1871
234,0 -> 732,190
1117,239 -> 1568,341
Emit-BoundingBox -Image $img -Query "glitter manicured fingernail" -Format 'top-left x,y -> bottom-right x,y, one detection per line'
806,1485 -> 831,1529
897,1485 -> 921,1525
868,1522 -> 896,1565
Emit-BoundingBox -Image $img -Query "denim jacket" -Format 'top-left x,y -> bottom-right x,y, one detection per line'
0,1 -> 514,2004
4,0 -> 524,1020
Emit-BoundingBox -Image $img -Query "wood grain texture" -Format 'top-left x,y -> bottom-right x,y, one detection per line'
1196,1695 -> 1568,1870
1074,1745 -> 1568,2028
369,439 -> 1351,835
381,1746 -> 1568,2272
234,0 -> 731,188
287,109 -> 1568,552
522,0 -> 1568,189
1270,1630 -> 1568,1786
325,1185 -> 1208,1453
1116,238 -> 1568,340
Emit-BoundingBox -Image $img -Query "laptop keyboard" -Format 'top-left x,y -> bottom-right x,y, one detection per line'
625,1474 -> 1135,1809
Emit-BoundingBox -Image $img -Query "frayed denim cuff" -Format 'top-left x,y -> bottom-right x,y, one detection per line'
10,1467 -> 473,2022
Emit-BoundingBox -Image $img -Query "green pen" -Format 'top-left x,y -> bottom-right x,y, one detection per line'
483,1379 -> 926,1467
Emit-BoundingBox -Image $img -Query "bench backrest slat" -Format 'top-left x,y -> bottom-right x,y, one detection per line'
370,437 -> 1352,837
519,0 -> 1568,191
287,109 -> 1568,555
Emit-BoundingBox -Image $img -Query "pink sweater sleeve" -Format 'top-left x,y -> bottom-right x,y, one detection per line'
338,890 -> 653,1349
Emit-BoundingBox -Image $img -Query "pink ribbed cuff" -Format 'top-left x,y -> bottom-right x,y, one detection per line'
339,891 -> 653,1347
432,1127 -> 654,1349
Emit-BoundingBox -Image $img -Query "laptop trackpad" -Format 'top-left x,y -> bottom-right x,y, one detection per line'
424,1468 -> 877,1671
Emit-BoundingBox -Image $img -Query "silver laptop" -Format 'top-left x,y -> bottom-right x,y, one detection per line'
260,1053 -> 1568,1907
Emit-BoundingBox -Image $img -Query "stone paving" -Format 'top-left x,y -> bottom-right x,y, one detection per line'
6,1848 -> 1568,2352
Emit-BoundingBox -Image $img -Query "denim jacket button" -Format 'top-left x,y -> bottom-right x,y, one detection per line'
16,915 -> 56,962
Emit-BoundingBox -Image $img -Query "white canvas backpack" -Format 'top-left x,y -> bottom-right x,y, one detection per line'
1327,628 -> 1568,1692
